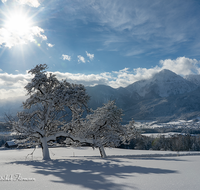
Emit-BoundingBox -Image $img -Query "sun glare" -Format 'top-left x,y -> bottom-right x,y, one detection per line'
5,11 -> 33,36
1,8 -> 47,48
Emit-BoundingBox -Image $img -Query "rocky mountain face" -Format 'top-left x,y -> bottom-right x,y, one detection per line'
86,69 -> 200,123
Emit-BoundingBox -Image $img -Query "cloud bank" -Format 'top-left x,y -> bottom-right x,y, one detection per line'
0,72 -> 32,99
0,57 -> 199,100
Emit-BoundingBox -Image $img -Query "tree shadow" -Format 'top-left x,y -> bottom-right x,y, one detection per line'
10,158 -> 177,190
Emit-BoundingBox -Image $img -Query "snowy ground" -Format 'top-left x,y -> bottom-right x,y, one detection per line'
135,119 -> 200,129
0,147 -> 200,190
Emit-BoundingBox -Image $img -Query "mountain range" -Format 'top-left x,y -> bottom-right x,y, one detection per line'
86,69 -> 200,123
1,69 -> 200,123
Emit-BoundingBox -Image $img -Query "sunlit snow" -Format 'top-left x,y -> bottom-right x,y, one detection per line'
0,147 -> 200,190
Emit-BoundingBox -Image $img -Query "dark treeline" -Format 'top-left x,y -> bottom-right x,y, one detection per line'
120,134 -> 200,151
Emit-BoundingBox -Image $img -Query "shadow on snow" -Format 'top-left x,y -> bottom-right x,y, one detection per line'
10,157 -> 177,190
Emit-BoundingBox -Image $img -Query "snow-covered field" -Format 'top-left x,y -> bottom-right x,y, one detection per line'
0,147 -> 200,190
135,119 -> 200,129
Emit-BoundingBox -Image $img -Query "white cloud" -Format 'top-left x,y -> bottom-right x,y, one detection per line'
2,0 -> 40,7
17,0 -> 40,7
0,88 -> 26,101
0,26 -> 47,48
0,73 -> 31,84
160,57 -> 200,75
47,67 -> 159,89
0,69 -> 2,72
1,57 -> 200,100
53,71 -> 108,86
86,51 -> 94,60
47,43 -> 54,47
60,56 -> 200,88
77,55 -> 85,63
62,54 -> 71,61
0,72 -> 32,99
30,26 -> 47,41
108,57 -> 200,88
109,57 -> 200,88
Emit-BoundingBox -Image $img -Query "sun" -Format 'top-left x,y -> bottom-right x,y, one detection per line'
1,8 -> 46,49
4,11 -> 33,36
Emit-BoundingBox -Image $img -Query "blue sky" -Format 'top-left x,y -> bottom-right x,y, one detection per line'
1,0 -> 200,99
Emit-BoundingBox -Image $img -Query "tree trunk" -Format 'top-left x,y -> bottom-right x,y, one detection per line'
41,136 -> 51,160
99,146 -> 106,158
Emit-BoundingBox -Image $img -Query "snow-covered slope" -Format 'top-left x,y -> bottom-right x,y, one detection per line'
185,74 -> 200,86
0,147 -> 200,190
126,69 -> 197,97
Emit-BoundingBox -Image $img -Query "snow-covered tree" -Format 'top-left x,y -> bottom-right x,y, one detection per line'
10,64 -> 89,160
8,64 -> 137,160
82,101 -> 135,158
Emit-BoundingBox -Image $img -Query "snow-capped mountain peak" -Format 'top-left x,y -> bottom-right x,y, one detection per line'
126,69 -> 197,97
